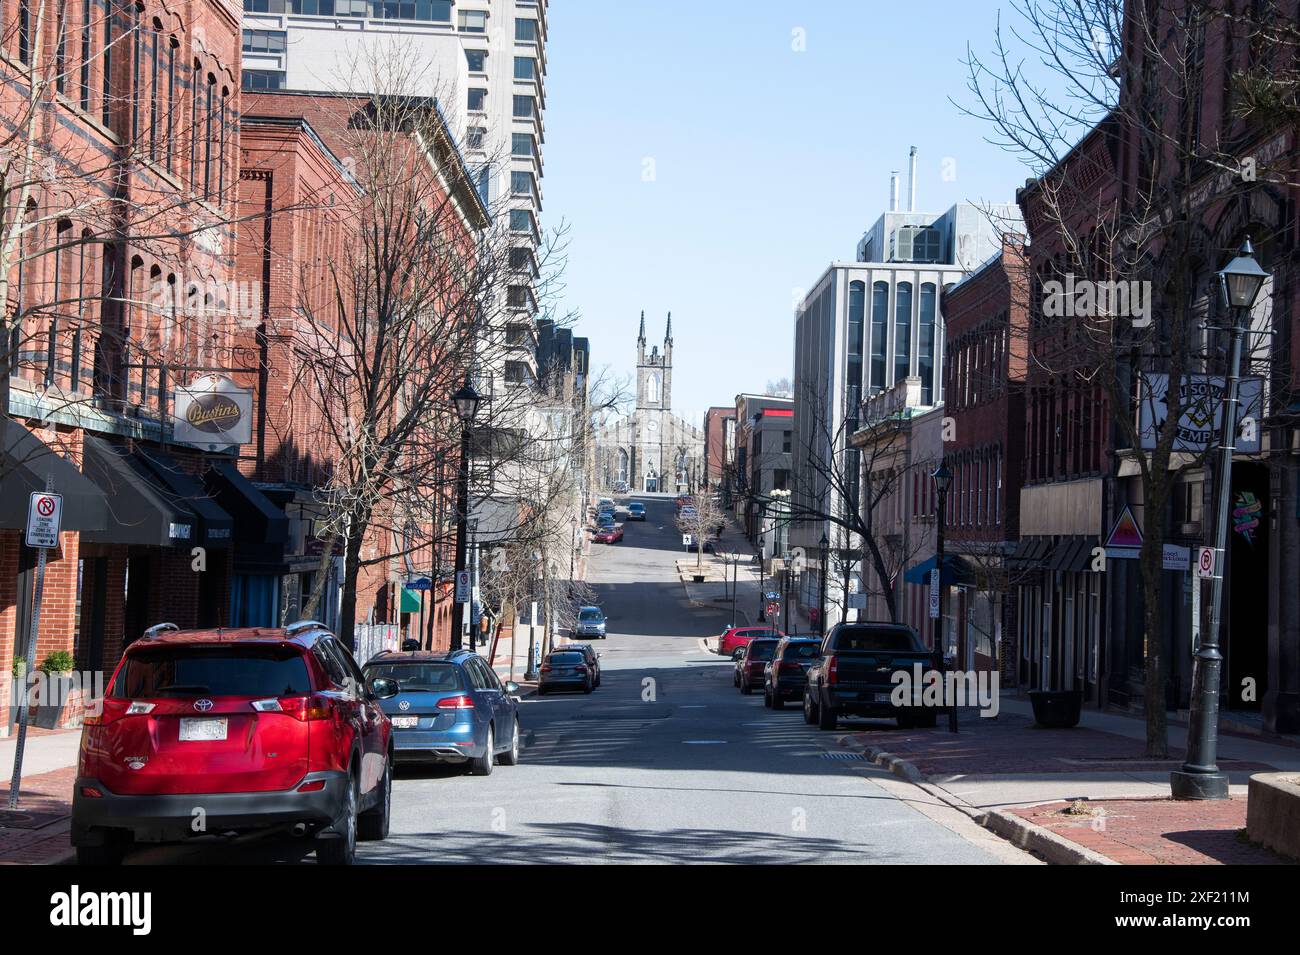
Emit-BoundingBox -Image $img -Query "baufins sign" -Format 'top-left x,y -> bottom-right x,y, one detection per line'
173,375 -> 252,451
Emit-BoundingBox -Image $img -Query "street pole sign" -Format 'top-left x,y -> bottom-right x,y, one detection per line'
25,491 -> 62,548
10,484 -> 59,809
455,570 -> 471,603
928,568 -> 940,619
1195,545 -> 1216,579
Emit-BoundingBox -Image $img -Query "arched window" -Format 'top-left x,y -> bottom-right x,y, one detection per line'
894,281 -> 912,385
616,448 -> 629,484
918,283 -> 936,404
870,281 -> 888,394
646,372 -> 660,404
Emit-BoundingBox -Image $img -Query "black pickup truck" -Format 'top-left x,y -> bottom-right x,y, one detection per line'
803,622 -> 940,730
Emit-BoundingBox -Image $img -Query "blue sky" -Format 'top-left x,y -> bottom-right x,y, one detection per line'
543,0 -> 1038,422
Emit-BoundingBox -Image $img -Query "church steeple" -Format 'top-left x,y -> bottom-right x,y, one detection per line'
638,310 -> 646,344
665,311 -> 672,344
637,310 -> 646,364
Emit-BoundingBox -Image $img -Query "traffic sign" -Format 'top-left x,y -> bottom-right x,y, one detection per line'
455,570 -> 471,603
1196,546 -> 1216,579
25,492 -> 63,549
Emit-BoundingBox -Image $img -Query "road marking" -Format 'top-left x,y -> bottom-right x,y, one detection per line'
682,739 -> 727,745
678,705 -> 706,709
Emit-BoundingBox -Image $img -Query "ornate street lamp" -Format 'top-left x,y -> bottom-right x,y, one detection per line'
449,376 -> 481,651
1173,239 -> 1270,801
931,462 -> 957,733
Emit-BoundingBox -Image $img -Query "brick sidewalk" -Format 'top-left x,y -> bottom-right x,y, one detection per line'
0,765 -> 75,865
1009,797 -> 1288,864
843,711 -> 1288,864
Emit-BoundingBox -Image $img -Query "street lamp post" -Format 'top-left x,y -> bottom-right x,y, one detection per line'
449,376 -> 481,652
758,542 -> 766,622
730,551 -> 739,628
1172,238 -> 1269,801
932,463 -> 957,734
818,533 -> 829,637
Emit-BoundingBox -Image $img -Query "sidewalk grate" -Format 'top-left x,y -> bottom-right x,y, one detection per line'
821,751 -> 869,761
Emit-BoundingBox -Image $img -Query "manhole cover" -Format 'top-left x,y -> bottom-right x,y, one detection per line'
0,808 -> 68,829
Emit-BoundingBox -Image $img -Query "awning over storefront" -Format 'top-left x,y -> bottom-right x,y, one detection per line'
81,436 -> 197,548
0,418 -> 107,533
903,554 -> 974,586
1007,536 -> 1053,570
205,461 -> 289,547
1047,536 -> 1097,573
134,448 -> 233,548
399,587 -> 422,614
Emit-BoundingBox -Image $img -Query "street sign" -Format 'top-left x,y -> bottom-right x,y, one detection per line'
455,570 -> 471,603
928,568 -> 940,619
682,533 -> 693,547
848,593 -> 867,610
1196,545 -> 1216,579
1162,544 -> 1190,572
25,492 -> 63,548
405,577 -> 433,591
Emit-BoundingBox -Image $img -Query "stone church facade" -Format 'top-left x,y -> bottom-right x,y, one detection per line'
596,313 -> 705,493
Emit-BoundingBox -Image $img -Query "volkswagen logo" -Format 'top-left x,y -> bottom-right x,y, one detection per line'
194,699 -> 215,712
398,700 -> 411,711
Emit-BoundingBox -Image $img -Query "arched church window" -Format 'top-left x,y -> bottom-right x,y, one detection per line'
647,372 -> 660,403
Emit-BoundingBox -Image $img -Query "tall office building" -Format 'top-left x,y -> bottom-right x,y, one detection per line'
240,1 -> 548,385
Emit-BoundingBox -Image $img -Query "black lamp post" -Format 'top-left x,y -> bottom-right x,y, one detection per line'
932,462 -> 957,733
1172,238 -> 1269,800
449,376 -> 481,652
758,541 -> 766,622
818,533 -> 829,636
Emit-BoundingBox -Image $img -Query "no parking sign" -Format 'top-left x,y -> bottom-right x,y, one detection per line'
25,491 -> 62,548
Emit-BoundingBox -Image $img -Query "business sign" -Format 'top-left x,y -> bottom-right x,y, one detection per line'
405,577 -> 433,592
1138,374 -> 1263,453
173,375 -> 253,451
847,593 -> 867,610
25,492 -> 63,548
928,568 -> 940,619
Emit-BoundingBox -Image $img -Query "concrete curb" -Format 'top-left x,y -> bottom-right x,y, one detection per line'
850,742 -> 1116,865
980,810 -> 1117,865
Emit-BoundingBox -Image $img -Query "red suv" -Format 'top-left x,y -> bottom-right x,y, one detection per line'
718,625 -> 785,659
72,621 -> 397,865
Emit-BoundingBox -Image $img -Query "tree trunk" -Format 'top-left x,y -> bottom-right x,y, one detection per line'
338,520 -> 367,653
301,533 -> 341,620
1139,524 -> 1169,758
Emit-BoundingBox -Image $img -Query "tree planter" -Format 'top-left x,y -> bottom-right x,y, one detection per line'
692,574 -> 706,584
1246,773 -> 1300,860
1029,689 -> 1083,728
34,673 -> 74,730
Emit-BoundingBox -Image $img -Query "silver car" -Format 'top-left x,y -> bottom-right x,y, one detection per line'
576,606 -> 607,639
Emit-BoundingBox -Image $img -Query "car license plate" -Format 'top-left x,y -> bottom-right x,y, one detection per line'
392,716 -> 419,729
179,718 -> 227,741
874,692 -> 892,703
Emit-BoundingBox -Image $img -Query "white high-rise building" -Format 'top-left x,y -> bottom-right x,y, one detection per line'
240,0 -> 548,382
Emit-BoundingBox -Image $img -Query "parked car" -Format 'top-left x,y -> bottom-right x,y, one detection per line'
803,622 -> 938,730
734,637 -> 780,695
627,502 -> 647,521
72,621 -> 398,866
597,497 -> 615,511
538,650 -> 594,694
675,495 -> 693,507
764,637 -> 822,709
593,525 -> 624,543
363,650 -> 520,775
558,643 -> 602,687
576,606 -> 607,639
718,625 -> 784,659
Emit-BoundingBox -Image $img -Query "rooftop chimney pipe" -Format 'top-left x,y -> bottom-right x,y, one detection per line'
907,146 -> 917,212
890,171 -> 899,212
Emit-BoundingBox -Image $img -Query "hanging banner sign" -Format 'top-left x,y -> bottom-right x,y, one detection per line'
1138,374 -> 1263,453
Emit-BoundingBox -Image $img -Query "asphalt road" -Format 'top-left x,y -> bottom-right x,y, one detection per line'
119,497 -> 1031,865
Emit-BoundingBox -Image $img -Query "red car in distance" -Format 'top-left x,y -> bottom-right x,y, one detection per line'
72,621 -> 398,865
593,525 -> 624,543
718,625 -> 785,659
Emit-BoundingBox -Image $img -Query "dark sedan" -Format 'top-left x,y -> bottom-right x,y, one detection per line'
538,650 -> 594,695
735,637 -> 780,695
764,637 -> 822,709
558,642 -> 602,687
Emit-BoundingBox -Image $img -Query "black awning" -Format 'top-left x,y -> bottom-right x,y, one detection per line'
205,461 -> 289,546
134,448 -> 233,549
0,419 -> 107,533
81,437 -> 198,548
1064,536 -> 1100,573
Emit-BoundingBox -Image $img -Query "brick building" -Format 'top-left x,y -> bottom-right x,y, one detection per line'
703,406 -> 736,499
2,0 -> 244,731
940,235 -> 1030,678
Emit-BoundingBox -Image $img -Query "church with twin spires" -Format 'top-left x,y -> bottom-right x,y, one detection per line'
595,312 -> 706,493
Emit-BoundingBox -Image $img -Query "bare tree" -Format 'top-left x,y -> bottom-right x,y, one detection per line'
676,491 -> 726,569
961,0 -> 1297,755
